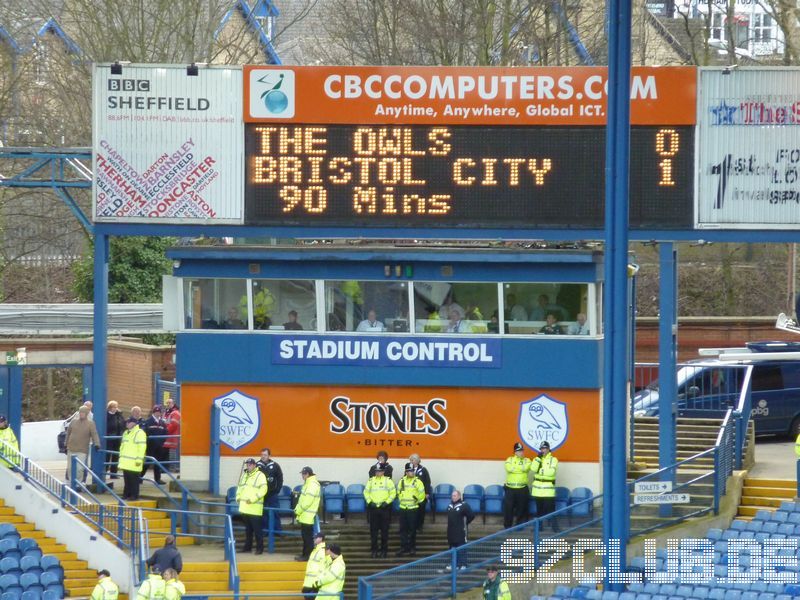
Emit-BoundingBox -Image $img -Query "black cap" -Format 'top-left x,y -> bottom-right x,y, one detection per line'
125,417 -> 138,425
0,415 -> 6,422
539,441 -> 551,450
327,543 -> 341,555
313,531 -> 326,540
513,442 -> 523,451
150,564 -> 161,574
152,405 -> 162,412
300,466 -> 314,475
97,569 -> 110,577
404,462 -> 414,471
374,464 -> 386,472
244,458 -> 256,465
487,564 -> 500,572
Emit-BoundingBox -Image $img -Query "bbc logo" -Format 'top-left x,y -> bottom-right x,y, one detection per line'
107,79 -> 150,92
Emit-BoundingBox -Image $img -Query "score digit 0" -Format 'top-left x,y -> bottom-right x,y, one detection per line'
656,128 -> 679,187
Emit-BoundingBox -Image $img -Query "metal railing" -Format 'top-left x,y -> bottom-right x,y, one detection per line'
358,494 -> 601,600
184,595 -> 343,599
0,439 -> 148,586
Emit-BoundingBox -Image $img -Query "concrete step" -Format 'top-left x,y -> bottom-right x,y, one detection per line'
742,486 -> 796,499
745,479 -> 796,489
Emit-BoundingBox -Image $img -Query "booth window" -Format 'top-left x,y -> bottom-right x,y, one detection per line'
413,282 -> 498,334
324,281 -> 410,333
183,278 -> 247,330
503,283 -> 590,335
252,279 -> 316,331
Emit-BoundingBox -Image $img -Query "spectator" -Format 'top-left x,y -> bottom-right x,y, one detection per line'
163,398 -> 181,472
256,447 -> 284,535
283,310 -> 304,331
0,415 -> 19,468
368,451 -> 393,479
91,569 -> 119,600
301,531 -> 328,596
487,311 -> 499,334
445,306 -> 467,333
130,406 -> 145,426
356,309 -> 386,332
236,458 -> 268,554
106,401 -> 125,480
567,313 -> 590,335
408,453 -> 431,532
539,313 -> 562,335
482,564 -> 511,600
294,466 -> 321,560
223,307 -> 245,329
531,294 -> 566,321
446,490 -> 474,570
505,293 -> 528,322
120,417 -> 147,501
437,292 -> 463,321
63,400 -> 94,433
143,406 -> 168,484
65,405 -> 100,483
146,535 -> 183,574
163,568 -> 185,600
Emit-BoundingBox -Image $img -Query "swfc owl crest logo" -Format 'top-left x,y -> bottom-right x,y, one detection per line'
214,390 -> 260,450
518,394 -> 569,451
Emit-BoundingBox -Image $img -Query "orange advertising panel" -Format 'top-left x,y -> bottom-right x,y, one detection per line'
182,384 -> 600,462
244,65 -> 696,126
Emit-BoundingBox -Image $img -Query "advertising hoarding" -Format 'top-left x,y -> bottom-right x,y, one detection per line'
93,64 -> 243,224
696,68 -> 800,229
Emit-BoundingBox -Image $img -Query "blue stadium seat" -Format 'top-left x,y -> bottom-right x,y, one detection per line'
0,558 -> 20,578
0,573 -> 21,597
731,520 -> 748,531
721,529 -> 737,540
618,592 -> 635,600
771,511 -> 789,523
463,484 -> 484,517
570,487 -> 593,518
14,543 -> 35,557
756,594 -> 775,600
484,485 -> 504,516
585,591 -> 601,600
723,591 -> 742,600
761,521 -> 778,534
38,557 -> 62,580
432,483 -> 455,516
634,595 -> 651,600
42,591 -> 61,600
20,549 -> 40,563
693,587 -> 710,599
19,572 -> 42,595
345,484 -> 366,516
0,528 -> 18,545
659,584 -> 676,596
322,483 -> 345,521
774,595 -> 792,600
555,486 -> 570,512
555,585 -> 571,597
778,501 -> 798,512
276,485 -> 292,512
18,557 -> 40,578
708,589 -> 725,600
754,532 -> 770,543
740,592 -> 758,600
530,596 -> 547,600
783,585 -> 800,596
643,583 -> 660,595
776,523 -> 794,536
677,585 -> 693,597
21,590 -> 42,600
786,512 -> 800,525
528,497 -> 538,519
745,520 -> 762,532
570,587 -> 590,598
40,572 -> 62,598
627,583 -> 644,593
649,595 -> 668,600
600,592 -> 618,600
0,592 -> 17,600
765,584 -> 784,595
739,531 -> 755,539
707,528 -> 723,541
713,565 -> 728,578
753,510 -> 772,521
748,582 -> 766,593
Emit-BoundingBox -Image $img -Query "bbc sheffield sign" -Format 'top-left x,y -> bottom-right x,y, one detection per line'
92,64 -> 243,223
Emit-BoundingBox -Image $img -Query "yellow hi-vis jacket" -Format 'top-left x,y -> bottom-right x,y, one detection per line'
136,573 -> 166,599
295,475 -> 321,525
0,426 -> 20,468
236,469 -> 267,516
315,554 -> 346,594
91,576 -> 120,600
364,475 -> 397,507
164,577 -> 186,600
795,433 -> 800,458
303,541 -> 330,588
504,455 -> 531,488
531,454 -> 559,498
397,475 -> 425,510
119,425 -> 147,472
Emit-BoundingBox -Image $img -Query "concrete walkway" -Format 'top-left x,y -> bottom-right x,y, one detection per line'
749,438 -> 796,479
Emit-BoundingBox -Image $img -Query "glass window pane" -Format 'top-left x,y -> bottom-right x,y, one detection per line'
324,281 -> 410,332
503,283 -> 590,335
253,280 -> 317,331
183,279 -> 247,330
413,282 -> 498,334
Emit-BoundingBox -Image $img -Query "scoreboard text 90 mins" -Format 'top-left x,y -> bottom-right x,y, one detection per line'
244,124 -> 694,229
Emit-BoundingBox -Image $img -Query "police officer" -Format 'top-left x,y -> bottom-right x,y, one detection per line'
257,447 -> 284,535
0,415 -> 19,468
136,565 -> 166,599
503,442 -> 531,528
531,440 -> 559,527
120,417 -> 147,501
294,466 -> 321,561
364,464 -> 397,558
409,453 -> 432,532
301,531 -> 328,595
312,543 -> 346,596
163,568 -> 185,600
236,458 -> 268,554
482,564 -> 511,600
795,431 -> 800,460
91,569 -> 119,600
396,462 -> 426,557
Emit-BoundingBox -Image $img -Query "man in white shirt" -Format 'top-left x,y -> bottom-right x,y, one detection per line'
446,307 -> 467,333
505,294 -> 528,322
357,309 -> 386,333
567,313 -> 590,335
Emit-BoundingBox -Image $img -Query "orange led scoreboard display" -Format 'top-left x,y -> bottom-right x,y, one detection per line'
243,66 -> 697,229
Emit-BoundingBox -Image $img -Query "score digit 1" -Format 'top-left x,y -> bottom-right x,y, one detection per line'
656,128 -> 679,187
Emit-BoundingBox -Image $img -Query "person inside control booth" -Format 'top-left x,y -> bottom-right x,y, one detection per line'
357,309 -> 386,333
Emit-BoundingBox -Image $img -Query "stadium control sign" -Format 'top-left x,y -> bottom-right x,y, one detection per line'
92,64 -> 243,223
697,68 -> 800,229
243,65 -> 697,230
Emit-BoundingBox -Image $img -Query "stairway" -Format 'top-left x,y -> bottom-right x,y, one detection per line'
632,417 -> 729,468
0,497 -> 129,599
737,478 -> 797,518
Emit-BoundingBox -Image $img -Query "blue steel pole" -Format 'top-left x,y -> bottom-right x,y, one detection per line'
210,405 -> 220,495
91,233 -> 109,484
658,243 -> 677,518
602,0 -> 632,588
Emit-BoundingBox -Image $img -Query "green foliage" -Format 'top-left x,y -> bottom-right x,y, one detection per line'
73,237 -> 176,303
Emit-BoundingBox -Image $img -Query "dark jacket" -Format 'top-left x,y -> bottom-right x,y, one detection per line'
144,415 -> 168,449
446,499 -> 475,545
256,458 -> 284,499
146,543 -> 183,574
413,464 -> 432,495
368,461 -> 393,479
106,411 -> 126,440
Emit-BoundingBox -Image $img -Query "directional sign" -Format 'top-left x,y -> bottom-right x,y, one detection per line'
634,493 -> 690,505
634,481 -> 673,494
